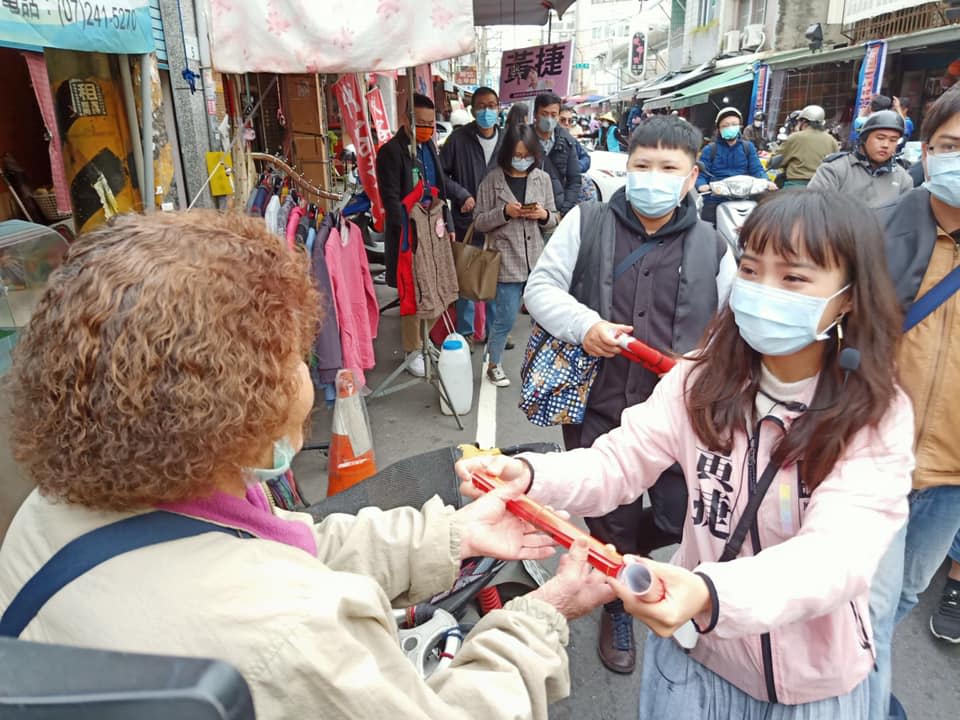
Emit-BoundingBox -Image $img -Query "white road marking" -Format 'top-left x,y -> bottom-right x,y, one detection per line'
475,360 -> 498,450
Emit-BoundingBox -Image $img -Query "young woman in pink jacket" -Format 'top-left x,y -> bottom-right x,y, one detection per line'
458,189 -> 915,718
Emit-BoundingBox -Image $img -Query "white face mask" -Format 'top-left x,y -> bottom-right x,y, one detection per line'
730,277 -> 849,356
244,436 -> 295,485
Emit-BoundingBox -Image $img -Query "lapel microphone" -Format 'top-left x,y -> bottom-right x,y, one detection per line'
761,347 -> 861,414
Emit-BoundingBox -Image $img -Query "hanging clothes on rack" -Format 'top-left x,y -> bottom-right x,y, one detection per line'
399,179 -> 459,321
325,215 -> 379,387
310,210 -> 344,386
285,204 -> 304,251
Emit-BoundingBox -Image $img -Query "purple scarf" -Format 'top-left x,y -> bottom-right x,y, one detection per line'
159,484 -> 317,555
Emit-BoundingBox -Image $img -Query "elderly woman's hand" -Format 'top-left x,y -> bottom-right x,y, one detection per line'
528,539 -> 616,619
453,466 -> 554,562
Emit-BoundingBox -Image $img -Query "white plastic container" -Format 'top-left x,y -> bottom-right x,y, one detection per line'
438,333 -> 473,416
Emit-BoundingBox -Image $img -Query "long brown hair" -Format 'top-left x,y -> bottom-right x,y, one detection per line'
685,190 -> 902,490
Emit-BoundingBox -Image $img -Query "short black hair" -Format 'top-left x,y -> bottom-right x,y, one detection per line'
627,115 -> 703,161
921,86 -> 960,142
472,87 -> 498,107
413,93 -> 435,110
497,123 -> 543,174
870,94 -> 893,112
534,92 -> 563,113
560,104 -> 575,114
899,96 -> 911,110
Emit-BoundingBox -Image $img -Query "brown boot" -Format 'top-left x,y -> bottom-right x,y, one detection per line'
598,604 -> 636,674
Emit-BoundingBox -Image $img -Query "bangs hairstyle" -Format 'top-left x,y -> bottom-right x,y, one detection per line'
684,190 -> 903,491
627,115 -> 703,161
497,122 -> 543,173
6,211 -> 321,511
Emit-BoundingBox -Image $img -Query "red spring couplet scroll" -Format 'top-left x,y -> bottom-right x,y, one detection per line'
616,335 -> 676,376
470,471 -> 665,601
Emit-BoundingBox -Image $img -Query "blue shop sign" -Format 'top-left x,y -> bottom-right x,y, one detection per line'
0,0 -> 153,54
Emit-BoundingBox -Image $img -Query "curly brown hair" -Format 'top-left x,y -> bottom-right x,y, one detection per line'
7,211 -> 321,510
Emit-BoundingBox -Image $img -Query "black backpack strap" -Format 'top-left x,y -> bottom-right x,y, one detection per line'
0,511 -> 250,638
613,240 -> 659,281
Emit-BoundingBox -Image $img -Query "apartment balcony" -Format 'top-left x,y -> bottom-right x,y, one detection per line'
845,2 -> 958,43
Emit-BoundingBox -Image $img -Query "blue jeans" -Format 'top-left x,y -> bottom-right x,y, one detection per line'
487,282 -> 523,365
639,634 -> 868,719
868,485 -> 960,720
952,529 -> 960,563
455,298 -> 475,338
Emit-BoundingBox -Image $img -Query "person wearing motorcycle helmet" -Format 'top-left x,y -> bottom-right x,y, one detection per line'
695,106 -> 773,225
743,111 -> 769,152
768,105 -> 838,187
808,110 -> 912,208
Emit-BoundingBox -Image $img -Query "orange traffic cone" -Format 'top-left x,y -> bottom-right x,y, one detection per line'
326,369 -> 377,495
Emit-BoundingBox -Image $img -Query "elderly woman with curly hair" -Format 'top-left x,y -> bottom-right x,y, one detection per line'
0,211 -> 612,719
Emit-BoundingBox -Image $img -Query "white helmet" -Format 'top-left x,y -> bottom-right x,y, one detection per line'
715,106 -> 743,127
798,105 -> 826,123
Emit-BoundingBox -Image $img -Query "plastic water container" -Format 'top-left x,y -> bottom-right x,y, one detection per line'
438,333 -> 473,416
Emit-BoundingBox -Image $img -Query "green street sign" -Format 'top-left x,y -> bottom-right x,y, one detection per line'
574,62 -> 590,69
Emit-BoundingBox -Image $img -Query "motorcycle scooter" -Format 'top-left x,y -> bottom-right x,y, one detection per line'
708,175 -> 773,257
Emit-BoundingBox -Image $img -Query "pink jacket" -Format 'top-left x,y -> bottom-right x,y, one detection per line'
525,360 -> 914,705
325,219 -> 379,386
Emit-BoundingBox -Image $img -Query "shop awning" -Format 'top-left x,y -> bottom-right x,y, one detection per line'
474,0 -> 575,25
766,44 -> 866,71
633,61 -> 714,99
763,25 -> 960,74
643,63 -> 755,111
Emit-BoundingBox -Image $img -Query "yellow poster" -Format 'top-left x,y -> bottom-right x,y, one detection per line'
44,50 -> 142,234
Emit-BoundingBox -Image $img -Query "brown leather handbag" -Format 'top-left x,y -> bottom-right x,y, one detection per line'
450,224 -> 500,302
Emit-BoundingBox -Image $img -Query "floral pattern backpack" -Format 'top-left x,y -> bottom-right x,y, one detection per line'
519,323 -> 599,427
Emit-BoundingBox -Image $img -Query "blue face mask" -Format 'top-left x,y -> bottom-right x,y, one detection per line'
245,436 -> 296,485
730,277 -> 849,356
538,116 -> 558,133
625,170 -> 688,218
475,108 -> 498,129
720,125 -> 741,141
511,156 -> 534,173
924,152 -> 960,208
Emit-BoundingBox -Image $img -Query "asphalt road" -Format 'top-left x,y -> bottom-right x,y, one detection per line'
295,285 -> 959,719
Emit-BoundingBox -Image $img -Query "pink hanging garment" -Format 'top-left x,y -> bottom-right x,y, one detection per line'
324,218 -> 379,386
22,53 -> 71,214
285,206 -> 304,251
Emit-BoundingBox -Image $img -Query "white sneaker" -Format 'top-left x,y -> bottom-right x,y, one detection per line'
486,363 -> 510,387
406,351 -> 425,377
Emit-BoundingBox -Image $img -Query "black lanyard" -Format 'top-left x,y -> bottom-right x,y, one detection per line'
718,416 -> 785,563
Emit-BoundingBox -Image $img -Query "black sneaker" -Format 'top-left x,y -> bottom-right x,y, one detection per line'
930,579 -> 960,643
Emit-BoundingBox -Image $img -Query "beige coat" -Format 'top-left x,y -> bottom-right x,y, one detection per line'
896,227 -> 960,488
0,491 -> 570,719
474,167 -> 559,283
